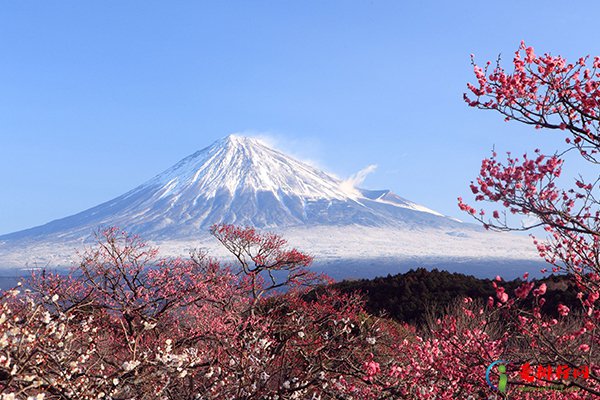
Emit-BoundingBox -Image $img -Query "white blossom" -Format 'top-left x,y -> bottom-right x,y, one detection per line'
123,360 -> 140,371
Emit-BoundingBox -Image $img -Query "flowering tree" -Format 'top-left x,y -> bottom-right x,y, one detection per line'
209,224 -> 324,302
0,225 -> 419,399
2,224 -> 596,398
461,42 -> 600,397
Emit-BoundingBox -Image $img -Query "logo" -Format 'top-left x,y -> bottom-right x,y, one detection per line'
485,360 -> 589,396
486,360 -> 509,393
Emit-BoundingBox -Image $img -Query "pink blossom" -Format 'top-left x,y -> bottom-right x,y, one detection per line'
558,304 -> 570,317
533,283 -> 547,297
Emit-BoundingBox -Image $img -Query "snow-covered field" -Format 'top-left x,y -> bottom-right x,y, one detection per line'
0,226 -> 542,279
0,135 -> 544,279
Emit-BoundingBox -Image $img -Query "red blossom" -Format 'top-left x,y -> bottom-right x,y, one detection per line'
462,42 -> 600,398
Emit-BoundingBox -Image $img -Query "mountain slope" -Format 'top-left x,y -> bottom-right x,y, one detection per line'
0,135 -> 540,274
0,135 -> 468,242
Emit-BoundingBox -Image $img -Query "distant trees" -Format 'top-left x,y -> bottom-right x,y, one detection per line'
331,268 -> 581,324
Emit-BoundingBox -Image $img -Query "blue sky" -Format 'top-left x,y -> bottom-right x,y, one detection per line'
1,1 -> 599,235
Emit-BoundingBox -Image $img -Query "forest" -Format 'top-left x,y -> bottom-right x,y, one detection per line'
331,268 -> 580,325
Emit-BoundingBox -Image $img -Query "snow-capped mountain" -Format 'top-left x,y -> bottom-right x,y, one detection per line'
0,135 -> 465,241
0,135 -> 541,276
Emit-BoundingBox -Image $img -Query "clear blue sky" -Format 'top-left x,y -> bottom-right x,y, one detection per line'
1,1 -> 599,235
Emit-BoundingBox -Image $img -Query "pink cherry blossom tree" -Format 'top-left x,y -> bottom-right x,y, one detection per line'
0,226 -> 415,399
462,42 -> 600,397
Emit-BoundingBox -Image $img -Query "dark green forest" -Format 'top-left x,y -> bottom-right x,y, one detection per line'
328,268 -> 582,325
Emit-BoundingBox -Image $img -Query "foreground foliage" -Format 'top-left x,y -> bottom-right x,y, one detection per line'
0,224 -> 598,399
461,41 -> 600,398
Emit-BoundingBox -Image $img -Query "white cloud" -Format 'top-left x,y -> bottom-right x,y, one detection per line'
340,164 -> 378,195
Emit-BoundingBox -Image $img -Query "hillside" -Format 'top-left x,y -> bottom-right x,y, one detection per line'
330,268 -> 581,324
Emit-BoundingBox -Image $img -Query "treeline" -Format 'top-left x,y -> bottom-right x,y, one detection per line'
328,268 -> 581,325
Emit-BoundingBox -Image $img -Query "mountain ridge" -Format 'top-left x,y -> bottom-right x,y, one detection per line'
0,135 -> 540,276
0,135 -> 469,242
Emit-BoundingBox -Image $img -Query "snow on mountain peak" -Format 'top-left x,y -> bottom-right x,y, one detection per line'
0,135 -> 462,241
0,134 -> 544,275
146,134 -> 355,201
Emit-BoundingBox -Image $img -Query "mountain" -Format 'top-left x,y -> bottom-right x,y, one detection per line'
0,135 -> 465,240
0,135 -> 541,277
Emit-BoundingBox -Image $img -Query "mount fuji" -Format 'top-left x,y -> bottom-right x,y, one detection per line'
0,135 -> 541,278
